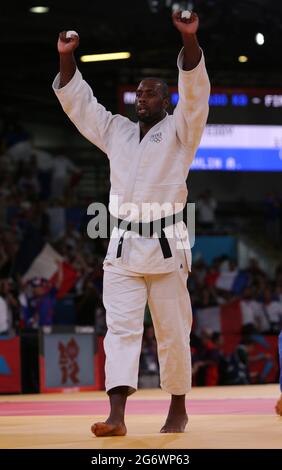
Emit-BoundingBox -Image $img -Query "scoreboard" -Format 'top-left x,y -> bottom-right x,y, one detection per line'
119,86 -> 282,171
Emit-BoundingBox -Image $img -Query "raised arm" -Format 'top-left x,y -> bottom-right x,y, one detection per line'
172,11 -> 210,165
57,31 -> 80,88
53,31 -> 127,154
172,11 -> 201,70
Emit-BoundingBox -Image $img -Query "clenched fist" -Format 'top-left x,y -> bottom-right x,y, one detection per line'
172,11 -> 199,35
57,31 -> 80,55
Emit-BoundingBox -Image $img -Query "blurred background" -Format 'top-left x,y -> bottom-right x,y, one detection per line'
0,0 -> 282,394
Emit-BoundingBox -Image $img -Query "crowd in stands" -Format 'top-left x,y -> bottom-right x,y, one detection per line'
0,122 -> 281,389
139,256 -> 282,388
189,254 -> 282,386
0,122 -> 106,337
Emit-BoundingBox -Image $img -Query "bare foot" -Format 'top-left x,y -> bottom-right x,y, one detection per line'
160,414 -> 188,433
91,421 -> 127,437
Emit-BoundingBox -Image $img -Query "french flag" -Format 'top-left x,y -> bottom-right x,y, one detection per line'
22,243 -> 78,298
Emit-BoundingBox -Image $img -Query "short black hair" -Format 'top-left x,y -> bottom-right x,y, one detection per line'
140,77 -> 169,99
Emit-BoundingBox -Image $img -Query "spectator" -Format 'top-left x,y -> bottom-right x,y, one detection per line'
0,278 -> 20,333
0,288 -> 10,335
33,148 -> 54,200
240,287 -> 261,334
192,329 -> 221,386
21,262 -> 63,328
197,189 -> 217,231
258,287 -> 282,334
51,152 -> 81,200
46,200 -> 67,241
225,336 -> 274,385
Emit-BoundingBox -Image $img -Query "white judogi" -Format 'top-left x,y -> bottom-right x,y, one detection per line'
53,48 -> 210,395
103,263 -> 192,395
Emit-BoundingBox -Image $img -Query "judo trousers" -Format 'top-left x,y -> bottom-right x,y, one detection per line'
103,266 -> 193,396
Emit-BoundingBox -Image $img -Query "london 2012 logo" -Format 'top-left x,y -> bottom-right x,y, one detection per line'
150,132 -> 162,143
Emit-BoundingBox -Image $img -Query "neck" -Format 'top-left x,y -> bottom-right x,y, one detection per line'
139,112 -> 166,140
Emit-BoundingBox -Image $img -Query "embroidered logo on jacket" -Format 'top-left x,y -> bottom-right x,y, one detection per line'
150,132 -> 162,143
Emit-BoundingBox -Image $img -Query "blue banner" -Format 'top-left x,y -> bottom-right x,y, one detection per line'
192,148 -> 282,171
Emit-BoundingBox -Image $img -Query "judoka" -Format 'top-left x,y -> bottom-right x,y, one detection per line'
53,10 -> 210,435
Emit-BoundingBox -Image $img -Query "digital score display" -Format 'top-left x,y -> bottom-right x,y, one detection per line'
119,86 -> 282,171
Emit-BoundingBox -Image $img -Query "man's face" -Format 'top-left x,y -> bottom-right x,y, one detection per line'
135,79 -> 169,124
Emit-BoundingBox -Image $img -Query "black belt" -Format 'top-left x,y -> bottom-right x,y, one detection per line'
111,210 -> 184,260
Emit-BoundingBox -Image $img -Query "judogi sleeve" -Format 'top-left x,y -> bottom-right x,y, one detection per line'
52,69 -> 121,154
173,48 -> 210,166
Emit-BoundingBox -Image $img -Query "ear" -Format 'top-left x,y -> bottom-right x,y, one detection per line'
163,97 -> 170,110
